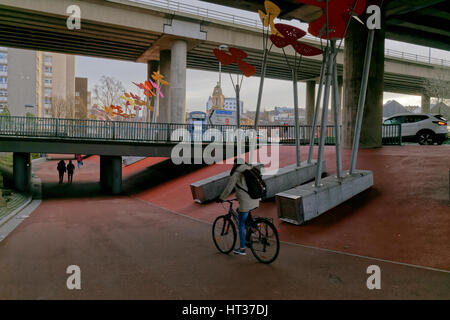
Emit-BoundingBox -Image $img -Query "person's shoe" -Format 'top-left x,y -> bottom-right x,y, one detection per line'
233,248 -> 247,255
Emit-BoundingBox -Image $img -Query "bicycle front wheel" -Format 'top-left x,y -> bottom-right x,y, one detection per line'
212,215 -> 236,254
249,219 -> 280,264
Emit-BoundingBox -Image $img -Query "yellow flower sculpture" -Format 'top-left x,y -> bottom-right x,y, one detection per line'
151,71 -> 170,86
258,0 -> 282,35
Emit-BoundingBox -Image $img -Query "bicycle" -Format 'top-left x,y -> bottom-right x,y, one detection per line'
212,199 -> 280,264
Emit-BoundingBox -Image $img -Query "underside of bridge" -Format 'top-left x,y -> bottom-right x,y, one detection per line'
202,0 -> 450,51
201,0 -> 450,147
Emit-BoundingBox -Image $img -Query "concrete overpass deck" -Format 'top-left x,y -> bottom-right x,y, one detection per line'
0,0 -> 448,95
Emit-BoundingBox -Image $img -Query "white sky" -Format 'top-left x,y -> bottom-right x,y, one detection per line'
76,0 -> 450,112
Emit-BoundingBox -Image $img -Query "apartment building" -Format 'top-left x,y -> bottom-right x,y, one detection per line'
75,77 -> 89,119
0,47 -> 75,118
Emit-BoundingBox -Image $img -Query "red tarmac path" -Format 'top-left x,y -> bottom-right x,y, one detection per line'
0,146 -> 448,299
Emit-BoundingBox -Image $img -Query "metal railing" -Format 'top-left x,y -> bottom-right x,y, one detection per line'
382,123 -> 402,145
130,0 -> 450,67
0,116 -> 401,146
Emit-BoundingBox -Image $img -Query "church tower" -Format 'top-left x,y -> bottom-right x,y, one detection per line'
211,82 -> 224,110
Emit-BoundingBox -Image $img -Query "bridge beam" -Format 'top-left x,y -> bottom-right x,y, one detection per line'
13,152 -> 31,192
421,94 -> 431,113
343,14 -> 385,149
100,155 -> 122,195
170,39 -> 187,124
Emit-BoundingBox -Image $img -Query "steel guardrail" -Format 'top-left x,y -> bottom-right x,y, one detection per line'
0,116 -> 401,146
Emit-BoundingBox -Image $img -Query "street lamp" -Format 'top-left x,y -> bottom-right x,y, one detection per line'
218,44 -> 228,87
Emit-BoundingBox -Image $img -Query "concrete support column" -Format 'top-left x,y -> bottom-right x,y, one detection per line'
100,155 -> 122,195
100,155 -> 109,190
306,80 -> 316,125
342,13 -> 385,148
421,94 -> 431,113
170,40 -> 187,124
109,156 -> 122,195
13,152 -> 31,192
147,60 -> 159,122
159,50 -> 171,123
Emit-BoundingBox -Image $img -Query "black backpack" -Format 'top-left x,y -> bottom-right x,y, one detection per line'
233,165 -> 267,199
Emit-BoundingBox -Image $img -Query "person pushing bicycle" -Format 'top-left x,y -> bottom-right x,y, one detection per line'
217,158 -> 262,256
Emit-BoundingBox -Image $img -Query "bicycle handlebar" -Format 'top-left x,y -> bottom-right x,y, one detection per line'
223,199 -> 238,203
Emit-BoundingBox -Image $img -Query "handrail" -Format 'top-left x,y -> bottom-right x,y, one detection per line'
129,0 -> 450,67
0,116 -> 401,146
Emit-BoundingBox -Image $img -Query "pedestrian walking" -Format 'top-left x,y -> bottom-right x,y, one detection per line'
76,154 -> 83,168
57,160 -> 66,184
67,160 -> 75,184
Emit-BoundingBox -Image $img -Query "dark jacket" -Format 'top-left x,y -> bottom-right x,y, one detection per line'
67,163 -> 75,173
219,164 -> 260,212
57,161 -> 66,173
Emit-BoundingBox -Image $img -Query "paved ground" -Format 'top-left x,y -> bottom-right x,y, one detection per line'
0,146 -> 448,299
131,145 -> 450,270
0,194 -> 448,299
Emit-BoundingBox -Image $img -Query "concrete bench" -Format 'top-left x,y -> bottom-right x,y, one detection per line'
190,161 -> 325,203
262,161 -> 325,199
276,170 -> 373,225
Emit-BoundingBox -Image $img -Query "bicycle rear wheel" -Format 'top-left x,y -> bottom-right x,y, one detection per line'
212,215 -> 236,254
249,219 -> 280,264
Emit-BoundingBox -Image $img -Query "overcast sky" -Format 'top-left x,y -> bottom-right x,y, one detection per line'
76,0 -> 450,113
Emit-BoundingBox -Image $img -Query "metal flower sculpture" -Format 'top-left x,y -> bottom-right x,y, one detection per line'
258,0 -> 282,36
213,47 -> 256,77
295,0 -> 366,39
270,23 -> 323,56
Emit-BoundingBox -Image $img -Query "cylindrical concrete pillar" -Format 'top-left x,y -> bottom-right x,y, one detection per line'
100,155 -> 108,190
13,152 -> 31,192
342,11 -> 385,149
170,40 -> 187,124
100,155 -> 122,194
159,50 -> 171,123
110,156 -> 122,195
306,80 -> 316,126
147,60 -> 159,122
421,94 -> 431,113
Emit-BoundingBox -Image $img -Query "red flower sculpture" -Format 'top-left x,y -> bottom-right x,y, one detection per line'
295,0 -> 366,39
270,24 -> 323,56
213,47 -> 256,77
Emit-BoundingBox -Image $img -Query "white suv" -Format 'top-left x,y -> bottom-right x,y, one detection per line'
383,113 -> 448,145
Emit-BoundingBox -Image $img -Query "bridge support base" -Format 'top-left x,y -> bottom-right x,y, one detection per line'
13,152 -> 31,192
100,155 -> 122,195
276,170 -> 373,225
342,13 -> 385,148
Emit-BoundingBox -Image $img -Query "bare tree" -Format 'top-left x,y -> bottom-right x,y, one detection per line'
51,95 -> 75,118
424,68 -> 450,105
93,76 -> 125,107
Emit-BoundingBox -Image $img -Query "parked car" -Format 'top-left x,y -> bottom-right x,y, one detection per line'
383,113 -> 448,145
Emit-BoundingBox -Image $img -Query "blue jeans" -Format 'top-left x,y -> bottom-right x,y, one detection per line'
237,210 -> 249,249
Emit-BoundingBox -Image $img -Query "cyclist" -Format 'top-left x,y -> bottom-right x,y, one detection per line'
217,158 -> 260,256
